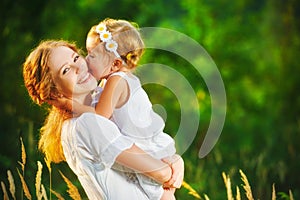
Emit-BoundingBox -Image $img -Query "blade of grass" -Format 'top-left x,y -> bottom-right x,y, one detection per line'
181,180 -> 202,199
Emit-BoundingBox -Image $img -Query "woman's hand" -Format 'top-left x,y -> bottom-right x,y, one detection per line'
162,154 -> 184,189
116,144 -> 172,184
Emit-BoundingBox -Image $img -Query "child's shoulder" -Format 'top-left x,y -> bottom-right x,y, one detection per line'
109,71 -> 139,81
105,74 -> 128,89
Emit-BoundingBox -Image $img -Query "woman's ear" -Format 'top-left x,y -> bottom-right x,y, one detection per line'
112,58 -> 123,71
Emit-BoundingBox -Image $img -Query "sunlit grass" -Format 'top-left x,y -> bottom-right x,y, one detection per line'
0,138 -> 295,200
1,138 -> 81,200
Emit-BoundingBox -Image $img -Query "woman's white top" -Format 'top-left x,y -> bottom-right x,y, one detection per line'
61,113 -> 149,200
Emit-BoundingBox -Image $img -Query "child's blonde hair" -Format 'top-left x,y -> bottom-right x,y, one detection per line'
87,18 -> 145,70
23,40 -> 77,163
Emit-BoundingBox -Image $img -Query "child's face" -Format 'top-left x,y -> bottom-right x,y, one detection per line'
86,42 -> 114,80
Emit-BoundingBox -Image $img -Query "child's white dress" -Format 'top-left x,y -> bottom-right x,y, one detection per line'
93,71 -> 176,199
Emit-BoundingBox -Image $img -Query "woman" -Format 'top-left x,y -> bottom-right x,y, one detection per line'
23,40 -> 183,199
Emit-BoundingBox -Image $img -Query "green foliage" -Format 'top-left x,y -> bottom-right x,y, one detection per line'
1,0 -> 299,199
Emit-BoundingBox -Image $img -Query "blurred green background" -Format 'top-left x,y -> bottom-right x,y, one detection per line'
1,0 -> 299,199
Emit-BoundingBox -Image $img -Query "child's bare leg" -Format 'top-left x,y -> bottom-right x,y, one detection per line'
160,188 -> 176,200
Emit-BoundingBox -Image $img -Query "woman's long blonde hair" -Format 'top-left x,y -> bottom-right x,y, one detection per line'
87,18 -> 145,70
23,40 -> 78,163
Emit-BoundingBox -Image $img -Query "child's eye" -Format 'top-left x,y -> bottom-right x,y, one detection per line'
74,55 -> 80,62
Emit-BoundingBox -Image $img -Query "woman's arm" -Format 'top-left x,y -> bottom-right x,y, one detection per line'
116,144 -> 172,184
76,113 -> 174,185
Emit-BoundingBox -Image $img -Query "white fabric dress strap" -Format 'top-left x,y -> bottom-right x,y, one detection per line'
109,71 -> 127,78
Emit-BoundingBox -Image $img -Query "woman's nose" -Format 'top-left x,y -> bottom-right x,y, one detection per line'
76,59 -> 87,73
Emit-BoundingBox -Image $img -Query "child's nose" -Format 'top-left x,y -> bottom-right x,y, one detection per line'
85,54 -> 90,61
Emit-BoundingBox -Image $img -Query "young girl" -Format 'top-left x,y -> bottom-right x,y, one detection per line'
75,18 -> 183,199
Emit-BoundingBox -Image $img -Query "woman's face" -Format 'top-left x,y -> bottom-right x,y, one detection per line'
86,38 -> 114,80
49,46 -> 97,99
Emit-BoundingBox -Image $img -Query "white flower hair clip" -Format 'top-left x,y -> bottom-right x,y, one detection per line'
95,24 -> 120,58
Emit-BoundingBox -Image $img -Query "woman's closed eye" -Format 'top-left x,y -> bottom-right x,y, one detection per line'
88,53 -> 95,59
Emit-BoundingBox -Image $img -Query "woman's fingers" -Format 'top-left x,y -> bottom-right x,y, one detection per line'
163,176 -> 176,189
162,154 -> 185,188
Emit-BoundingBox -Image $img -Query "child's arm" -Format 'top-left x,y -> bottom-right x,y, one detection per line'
95,75 -> 128,119
62,76 -> 127,118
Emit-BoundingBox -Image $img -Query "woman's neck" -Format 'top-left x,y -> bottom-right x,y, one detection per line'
73,92 -> 93,106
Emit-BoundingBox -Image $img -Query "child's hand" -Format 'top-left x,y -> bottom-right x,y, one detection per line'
46,95 -> 84,117
162,154 -> 184,189
47,95 -> 73,111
